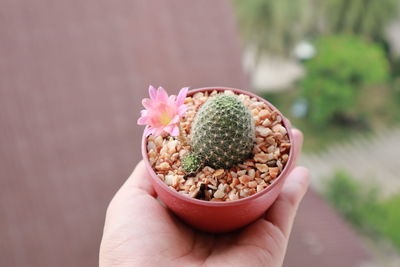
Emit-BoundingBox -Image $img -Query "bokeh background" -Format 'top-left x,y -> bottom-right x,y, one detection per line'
1,0 -> 399,266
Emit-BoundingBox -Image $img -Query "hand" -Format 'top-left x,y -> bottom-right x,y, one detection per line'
100,129 -> 309,267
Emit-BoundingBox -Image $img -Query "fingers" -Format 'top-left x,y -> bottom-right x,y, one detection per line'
291,128 -> 303,167
118,160 -> 156,197
265,166 -> 310,238
264,128 -> 309,238
104,161 -> 157,228
101,161 -> 162,260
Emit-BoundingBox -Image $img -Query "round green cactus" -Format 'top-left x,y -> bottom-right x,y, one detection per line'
183,94 -> 255,171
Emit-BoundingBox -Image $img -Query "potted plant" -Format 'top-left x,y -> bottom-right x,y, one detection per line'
138,86 -> 295,233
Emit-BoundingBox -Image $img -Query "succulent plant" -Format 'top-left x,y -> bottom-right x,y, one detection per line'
182,153 -> 202,174
183,94 -> 255,172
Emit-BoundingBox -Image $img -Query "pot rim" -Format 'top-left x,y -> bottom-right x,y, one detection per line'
141,86 -> 295,207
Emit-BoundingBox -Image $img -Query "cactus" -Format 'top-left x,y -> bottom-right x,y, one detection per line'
182,153 -> 202,174
183,94 -> 255,172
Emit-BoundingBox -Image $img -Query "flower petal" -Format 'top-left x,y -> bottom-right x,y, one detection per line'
137,116 -> 149,125
168,95 -> 176,106
163,125 -> 173,134
164,125 -> 179,136
142,98 -> 153,109
140,110 -> 148,116
170,115 -> 180,124
176,87 -> 189,106
178,104 -> 188,116
156,87 -> 169,102
154,127 -> 164,136
144,127 -> 153,136
140,85 -> 186,137
170,126 -> 179,136
149,85 -> 157,100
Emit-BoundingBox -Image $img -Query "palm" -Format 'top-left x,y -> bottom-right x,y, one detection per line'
100,130 -> 309,267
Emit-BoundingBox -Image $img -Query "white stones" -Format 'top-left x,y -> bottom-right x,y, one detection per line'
254,152 -> 269,163
248,169 -> 256,179
210,90 -> 218,96
230,171 -> 238,178
228,190 -> 239,201
251,109 -> 259,116
272,124 -> 287,135
239,188 -> 250,198
256,137 -> 265,144
269,167 -> 279,179
277,160 -> 283,171
208,184 -> 217,190
249,101 -> 264,109
224,90 -> 235,96
237,170 -> 247,177
262,119 -> 272,127
148,149 -> 157,164
214,190 -> 225,199
239,175 -> 250,184
156,162 -> 170,171
167,140 -> 179,154
258,109 -> 270,120
256,126 -> 272,137
147,141 -> 156,151
273,148 -> 281,158
165,174 -> 179,186
213,169 -> 225,178
203,166 -> 215,176
267,145 -> 275,153
193,92 -> 204,99
159,145 -> 168,156
248,181 -> 257,188
185,178 -> 195,186
154,135 -> 163,147
255,163 -> 269,173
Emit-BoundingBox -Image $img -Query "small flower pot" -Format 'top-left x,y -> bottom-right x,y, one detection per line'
142,87 -> 296,233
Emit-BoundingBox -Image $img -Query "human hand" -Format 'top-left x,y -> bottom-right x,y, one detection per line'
99,129 -> 309,267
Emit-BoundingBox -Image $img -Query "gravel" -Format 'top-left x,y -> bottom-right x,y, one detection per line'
146,90 -> 291,201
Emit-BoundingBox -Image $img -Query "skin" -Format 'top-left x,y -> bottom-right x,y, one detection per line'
100,129 -> 310,267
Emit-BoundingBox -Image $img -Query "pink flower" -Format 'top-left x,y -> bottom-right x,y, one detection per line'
137,85 -> 189,136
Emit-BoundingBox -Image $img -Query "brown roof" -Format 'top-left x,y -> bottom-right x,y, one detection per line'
284,189 -> 372,267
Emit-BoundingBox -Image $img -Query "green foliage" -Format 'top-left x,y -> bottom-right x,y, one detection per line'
233,0 -> 312,56
233,0 -> 399,57
301,35 -> 389,124
259,82 -> 400,153
320,0 -> 399,42
378,194 -> 400,250
324,170 -> 400,250
190,95 -> 255,169
324,170 -> 383,233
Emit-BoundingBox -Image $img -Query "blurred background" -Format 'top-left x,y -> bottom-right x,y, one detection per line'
1,0 -> 399,266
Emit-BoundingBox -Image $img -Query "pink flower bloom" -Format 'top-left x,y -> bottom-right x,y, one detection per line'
138,85 -> 189,136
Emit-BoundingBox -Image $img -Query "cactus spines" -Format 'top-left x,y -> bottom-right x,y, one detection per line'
182,153 -> 202,174
186,94 -> 255,170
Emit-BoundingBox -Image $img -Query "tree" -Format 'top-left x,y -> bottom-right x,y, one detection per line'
301,35 -> 389,124
233,0 -> 313,57
317,0 -> 399,43
233,0 -> 399,58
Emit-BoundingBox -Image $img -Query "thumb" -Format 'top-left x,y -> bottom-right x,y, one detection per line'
265,166 -> 310,238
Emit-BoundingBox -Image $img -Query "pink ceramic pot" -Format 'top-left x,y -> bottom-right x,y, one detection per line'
142,87 -> 296,233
